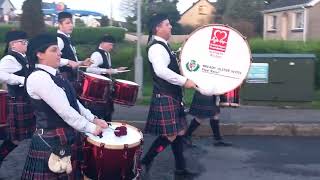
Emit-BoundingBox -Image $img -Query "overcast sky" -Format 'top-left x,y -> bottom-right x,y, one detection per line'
10,0 -> 216,21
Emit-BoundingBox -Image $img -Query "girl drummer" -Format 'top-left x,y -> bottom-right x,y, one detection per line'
21,33 -> 108,179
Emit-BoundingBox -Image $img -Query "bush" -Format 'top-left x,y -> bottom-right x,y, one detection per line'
0,25 -> 19,42
0,25 -> 126,44
47,26 -> 126,44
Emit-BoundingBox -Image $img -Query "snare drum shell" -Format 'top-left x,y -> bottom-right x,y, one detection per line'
113,80 -> 139,106
80,73 -> 112,102
219,87 -> 240,107
0,90 -> 8,125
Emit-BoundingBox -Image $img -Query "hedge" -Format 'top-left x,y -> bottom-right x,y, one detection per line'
0,25 -> 126,44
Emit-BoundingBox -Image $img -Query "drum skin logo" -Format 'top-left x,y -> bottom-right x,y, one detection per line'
186,60 -> 200,72
209,28 -> 230,54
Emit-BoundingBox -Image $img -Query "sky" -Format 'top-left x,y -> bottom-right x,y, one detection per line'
10,0 -> 216,21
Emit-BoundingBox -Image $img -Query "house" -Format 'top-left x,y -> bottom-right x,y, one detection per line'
179,0 -> 216,28
0,0 -> 15,22
262,0 -> 320,41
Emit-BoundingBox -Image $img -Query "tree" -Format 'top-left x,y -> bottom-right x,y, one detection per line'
215,0 -> 266,37
20,0 -> 46,38
99,16 -> 110,27
119,0 -> 182,34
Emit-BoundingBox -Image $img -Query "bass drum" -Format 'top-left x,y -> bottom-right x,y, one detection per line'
180,24 -> 251,95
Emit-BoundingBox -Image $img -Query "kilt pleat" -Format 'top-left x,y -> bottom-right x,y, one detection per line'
21,128 -> 82,180
144,93 -> 187,136
189,91 -> 220,119
6,96 -> 36,141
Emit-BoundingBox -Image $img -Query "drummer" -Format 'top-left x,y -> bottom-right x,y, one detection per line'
0,30 -> 36,167
86,35 -> 127,76
141,13 -> 198,178
84,35 -> 127,122
21,33 -> 108,179
183,92 -> 232,147
57,11 -> 92,82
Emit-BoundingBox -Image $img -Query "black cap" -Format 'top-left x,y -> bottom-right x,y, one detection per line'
58,11 -> 72,21
27,33 -> 57,57
5,30 -> 27,43
100,35 -> 116,44
148,13 -> 168,32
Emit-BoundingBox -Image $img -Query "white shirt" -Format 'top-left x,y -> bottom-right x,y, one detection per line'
26,64 -> 97,134
0,50 -> 26,85
57,30 -> 78,65
148,36 -> 187,86
86,47 -> 117,75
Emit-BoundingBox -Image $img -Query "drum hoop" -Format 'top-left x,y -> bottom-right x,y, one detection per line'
84,72 -> 112,81
115,79 -> 140,87
86,122 -> 143,150
179,24 -> 252,95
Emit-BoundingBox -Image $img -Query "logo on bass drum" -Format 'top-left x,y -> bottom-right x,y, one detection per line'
208,27 -> 230,57
186,60 -> 200,72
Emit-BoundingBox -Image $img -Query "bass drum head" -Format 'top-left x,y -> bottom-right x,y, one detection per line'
180,24 -> 251,95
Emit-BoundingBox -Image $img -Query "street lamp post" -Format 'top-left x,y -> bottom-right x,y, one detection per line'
135,0 -> 143,99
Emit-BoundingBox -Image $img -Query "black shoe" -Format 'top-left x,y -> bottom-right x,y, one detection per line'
175,168 -> 199,177
214,140 -> 232,147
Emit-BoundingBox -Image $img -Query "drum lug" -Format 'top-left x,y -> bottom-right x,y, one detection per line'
123,144 -> 128,159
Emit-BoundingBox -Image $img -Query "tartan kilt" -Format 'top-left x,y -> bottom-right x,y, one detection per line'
21,128 -> 82,180
189,91 -> 220,119
144,93 -> 187,136
6,96 -> 36,141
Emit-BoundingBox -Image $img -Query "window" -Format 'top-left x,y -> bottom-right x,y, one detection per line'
293,11 -> 304,29
267,15 -> 277,31
198,5 -> 207,15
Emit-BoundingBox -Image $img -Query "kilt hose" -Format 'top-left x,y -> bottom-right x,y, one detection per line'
144,93 -> 187,136
21,128 -> 83,180
6,96 -> 36,141
189,91 -> 220,119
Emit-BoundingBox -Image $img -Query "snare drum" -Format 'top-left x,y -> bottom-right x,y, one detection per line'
83,122 -> 143,180
219,87 -> 240,107
113,79 -> 139,106
0,89 -> 8,126
80,72 -> 112,102
180,24 -> 251,95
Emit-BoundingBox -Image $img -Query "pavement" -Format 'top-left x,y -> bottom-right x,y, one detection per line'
1,104 -> 320,179
112,104 -> 320,137
2,136 -> 320,180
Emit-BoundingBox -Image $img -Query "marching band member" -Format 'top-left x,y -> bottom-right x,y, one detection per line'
86,35 -> 127,76
57,11 -> 91,83
85,35 -> 127,122
183,92 -> 232,147
0,30 -> 35,167
21,33 -> 108,179
141,13 -> 198,178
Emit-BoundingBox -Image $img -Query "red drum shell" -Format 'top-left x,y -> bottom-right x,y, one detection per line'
0,90 -> 8,125
80,73 -> 112,103
113,79 -> 139,106
82,122 -> 143,179
219,87 -> 240,107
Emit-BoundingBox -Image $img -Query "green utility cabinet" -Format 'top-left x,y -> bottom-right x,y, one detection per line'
241,54 -> 316,102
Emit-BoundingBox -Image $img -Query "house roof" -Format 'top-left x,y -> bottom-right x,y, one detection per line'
180,0 -> 215,16
0,0 -> 15,9
263,0 -> 320,12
